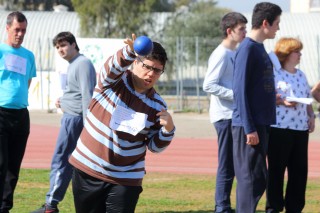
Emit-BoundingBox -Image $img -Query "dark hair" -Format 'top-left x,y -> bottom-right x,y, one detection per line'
7,11 -> 27,26
143,42 -> 168,67
52,31 -> 80,51
251,2 -> 282,29
220,12 -> 247,38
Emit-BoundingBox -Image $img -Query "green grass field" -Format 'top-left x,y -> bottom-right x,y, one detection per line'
11,169 -> 320,213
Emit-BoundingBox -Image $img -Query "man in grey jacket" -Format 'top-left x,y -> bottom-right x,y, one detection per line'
31,31 -> 96,213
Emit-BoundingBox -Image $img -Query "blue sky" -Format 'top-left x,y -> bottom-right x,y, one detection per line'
216,0 -> 290,13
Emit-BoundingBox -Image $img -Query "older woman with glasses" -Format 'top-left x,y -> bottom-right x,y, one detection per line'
266,37 -> 315,213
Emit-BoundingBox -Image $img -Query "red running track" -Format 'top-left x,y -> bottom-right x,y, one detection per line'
22,124 -> 320,178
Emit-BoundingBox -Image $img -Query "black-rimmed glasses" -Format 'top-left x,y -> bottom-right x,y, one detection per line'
137,57 -> 164,75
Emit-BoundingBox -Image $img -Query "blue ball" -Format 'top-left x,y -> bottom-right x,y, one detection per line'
133,36 -> 153,56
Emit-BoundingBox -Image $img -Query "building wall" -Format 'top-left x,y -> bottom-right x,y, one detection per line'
291,0 -> 320,13
0,11 -> 80,72
291,0 -> 310,13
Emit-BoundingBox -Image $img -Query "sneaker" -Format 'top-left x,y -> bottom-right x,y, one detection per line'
214,208 -> 234,213
30,204 -> 59,213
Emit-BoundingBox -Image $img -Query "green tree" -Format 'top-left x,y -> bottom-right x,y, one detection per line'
150,0 -> 175,12
145,0 -> 231,86
71,0 -> 168,38
161,0 -> 228,42
0,0 -> 74,11
160,1 -> 229,69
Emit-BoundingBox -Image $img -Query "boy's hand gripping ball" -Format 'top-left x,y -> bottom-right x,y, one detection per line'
133,36 -> 153,56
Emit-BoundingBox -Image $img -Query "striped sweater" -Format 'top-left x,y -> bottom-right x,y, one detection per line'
69,45 -> 175,186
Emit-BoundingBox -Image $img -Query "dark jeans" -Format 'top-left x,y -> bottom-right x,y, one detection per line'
213,119 -> 234,213
72,169 -> 142,213
0,107 -> 30,211
232,125 -> 269,213
266,127 -> 308,213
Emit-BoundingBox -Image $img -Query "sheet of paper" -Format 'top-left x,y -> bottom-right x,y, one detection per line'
286,96 -> 313,105
4,53 -> 27,75
110,105 -> 147,136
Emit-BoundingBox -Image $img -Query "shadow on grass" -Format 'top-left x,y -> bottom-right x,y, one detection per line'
158,211 -> 265,213
158,211 -> 213,213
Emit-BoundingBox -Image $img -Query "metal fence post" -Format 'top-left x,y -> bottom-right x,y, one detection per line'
195,36 -> 201,113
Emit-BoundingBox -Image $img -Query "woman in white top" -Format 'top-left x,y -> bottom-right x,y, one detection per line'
266,37 -> 315,213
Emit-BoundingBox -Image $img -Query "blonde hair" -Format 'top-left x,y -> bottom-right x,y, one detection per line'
274,37 -> 303,67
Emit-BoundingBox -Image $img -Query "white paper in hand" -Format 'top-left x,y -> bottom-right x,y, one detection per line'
110,105 -> 147,136
286,96 -> 314,105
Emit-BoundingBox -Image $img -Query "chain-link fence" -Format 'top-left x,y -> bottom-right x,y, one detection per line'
5,36 -> 320,113
158,35 -> 320,113
156,36 -> 221,113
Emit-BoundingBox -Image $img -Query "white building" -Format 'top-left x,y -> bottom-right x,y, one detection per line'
291,0 -> 320,13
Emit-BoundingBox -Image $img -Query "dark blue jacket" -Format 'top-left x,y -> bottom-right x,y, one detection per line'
232,37 -> 276,134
